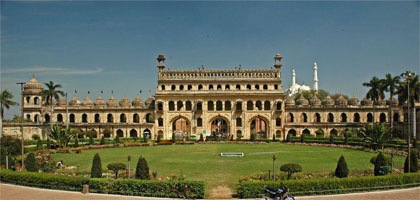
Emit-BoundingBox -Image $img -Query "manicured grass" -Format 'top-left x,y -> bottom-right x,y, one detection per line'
51,144 -> 405,191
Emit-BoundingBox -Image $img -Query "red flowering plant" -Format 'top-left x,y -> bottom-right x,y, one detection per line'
34,152 -> 56,173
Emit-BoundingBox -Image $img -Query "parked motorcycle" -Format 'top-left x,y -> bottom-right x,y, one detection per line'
264,186 -> 295,200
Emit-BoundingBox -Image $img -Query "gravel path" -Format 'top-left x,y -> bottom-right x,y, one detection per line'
1,183 -> 419,200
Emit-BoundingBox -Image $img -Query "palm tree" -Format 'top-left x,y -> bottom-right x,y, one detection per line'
398,73 -> 420,140
40,81 -> 65,130
363,76 -> 385,122
360,123 -> 392,150
1,90 -> 17,119
382,73 -> 400,128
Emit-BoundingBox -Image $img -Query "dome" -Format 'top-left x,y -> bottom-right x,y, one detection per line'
94,96 -> 106,106
119,96 -> 131,107
349,96 -> 360,106
388,98 -> 399,106
361,97 -> 373,106
57,98 -> 67,106
310,95 -> 321,106
132,96 -> 144,107
144,96 -> 155,108
23,75 -> 43,95
335,95 -> 348,106
69,97 -> 81,106
107,96 -> 118,107
322,96 -> 335,106
377,99 -> 386,106
285,96 -> 295,106
82,96 -> 93,106
296,95 -> 309,106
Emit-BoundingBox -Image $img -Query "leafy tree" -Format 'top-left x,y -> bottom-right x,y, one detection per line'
91,153 -> 102,178
40,81 -> 65,130
102,129 -> 112,138
404,149 -> 419,173
363,76 -> 385,103
115,135 -> 120,144
360,123 -> 392,150
0,90 -> 17,119
89,136 -> 94,145
100,136 -> 105,145
36,139 -> 43,150
49,125 -> 77,148
335,155 -> 349,178
374,152 -> 388,176
413,140 -> 419,150
397,73 -> 420,106
74,137 -> 79,147
157,134 -> 161,143
231,134 -> 234,141
143,133 -> 147,143
280,163 -> 302,179
25,152 -> 38,172
370,155 -> 392,166
171,132 -> 176,143
135,156 -> 150,180
0,136 -> 21,170
107,162 -> 126,178
199,134 -> 204,142
344,132 -> 349,145
46,138 -> 51,149
295,89 -> 330,101
382,73 -> 400,126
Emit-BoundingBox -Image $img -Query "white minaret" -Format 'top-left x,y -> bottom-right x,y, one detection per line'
292,69 -> 297,86
313,62 -> 319,91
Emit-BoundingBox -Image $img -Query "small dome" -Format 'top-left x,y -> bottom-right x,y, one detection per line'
296,95 -> 309,106
107,96 -> 118,107
322,96 -> 335,106
132,96 -> 144,107
335,95 -> 348,106
274,53 -> 282,60
310,95 -> 321,106
157,54 -> 165,63
94,96 -> 106,106
361,97 -> 373,106
69,97 -> 81,106
388,98 -> 399,106
57,98 -> 67,106
119,96 -> 131,107
82,96 -> 94,106
23,75 -> 43,95
349,96 -> 360,106
145,96 -> 155,108
377,99 -> 386,106
285,96 -> 295,106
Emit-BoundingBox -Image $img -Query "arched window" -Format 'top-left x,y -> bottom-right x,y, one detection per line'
158,118 -> 163,126
120,113 -> 126,123
133,113 -> 140,123
274,84 -> 278,90
236,84 -> 241,90
171,85 -> 176,90
26,97 -> 30,104
208,101 -> 214,111
341,113 -> 347,122
197,102 -> 202,111
380,113 -> 386,123
179,85 -> 184,90
236,102 -> 242,110
247,101 -> 254,110
264,101 -> 271,110
34,97 -> 39,105
116,129 -> 124,137
188,85 -> 192,90
301,113 -> 308,123
393,113 -> 400,122
246,84 -> 251,90
367,113 -> 373,122
353,113 -> 360,122
161,85 -> 165,90
288,129 -> 296,136
145,113 -> 154,123
82,113 -> 88,123
263,84 -> 268,90
276,118 -> 281,126
256,101 -> 262,110
177,101 -> 183,110
169,101 -> 175,111
158,102 -> 163,111
314,113 -> 321,123
287,113 -> 294,123
34,114 -> 39,123
217,84 -> 222,90
237,130 -> 242,139
225,85 -> 230,90
197,118 -> 202,127
276,130 -> 282,138
225,101 -> 231,110
302,129 -> 310,135
236,118 -> 242,127
328,113 -> 334,122
198,85 -> 203,90
26,114 -> 31,120
57,114 -> 63,122
130,129 -> 138,138
45,114 -> 50,123
276,102 -> 282,111
95,113 -> 100,123
70,114 -> 75,123
186,101 -> 192,111
107,113 -> 113,123
216,101 -> 223,111
209,85 -> 214,90
255,84 -> 260,90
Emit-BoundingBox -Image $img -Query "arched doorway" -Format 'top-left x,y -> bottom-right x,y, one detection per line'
288,129 -> 296,136
211,118 -> 229,138
330,129 -> 338,136
172,117 -> 191,138
250,116 -> 268,139
379,113 -> 386,123
302,129 -> 310,135
116,129 -> 124,137
143,128 -> 151,139
130,129 -> 138,138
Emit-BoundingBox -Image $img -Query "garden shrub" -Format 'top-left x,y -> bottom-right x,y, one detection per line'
115,135 -> 120,144
157,134 -> 161,143
250,133 -> 256,141
89,136 -> 94,145
300,134 -> 305,143
237,173 -> 420,198
404,149 -> 419,173
199,134 -> 204,142
100,137 -> 105,145
280,163 -> 302,179
91,153 -> 102,178
36,139 -> 43,150
335,155 -> 349,178
107,162 -> 126,178
74,137 -> 79,147
172,133 -> 176,143
272,134 -> 276,142
135,156 -> 150,180
32,134 -> 41,140
25,152 -> 38,172
231,135 -> 234,141
370,155 -> 392,166
374,152 -> 388,176
329,135 -> 334,144
47,138 -> 51,149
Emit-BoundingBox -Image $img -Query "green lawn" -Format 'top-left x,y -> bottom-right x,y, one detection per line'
51,144 -> 405,191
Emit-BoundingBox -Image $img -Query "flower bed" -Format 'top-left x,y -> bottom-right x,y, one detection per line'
155,141 -> 173,145
175,141 -> 195,145
123,142 -> 150,147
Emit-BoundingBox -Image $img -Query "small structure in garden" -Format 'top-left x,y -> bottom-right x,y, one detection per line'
220,152 -> 244,157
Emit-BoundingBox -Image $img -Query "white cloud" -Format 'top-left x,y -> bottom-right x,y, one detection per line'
1,66 -> 103,75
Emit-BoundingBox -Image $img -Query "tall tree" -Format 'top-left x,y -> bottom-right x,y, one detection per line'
382,73 -> 400,128
40,81 -> 65,130
363,76 -> 385,122
398,73 -> 420,139
0,90 -> 17,119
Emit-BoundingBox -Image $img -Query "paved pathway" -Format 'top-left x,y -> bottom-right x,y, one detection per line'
1,183 -> 419,200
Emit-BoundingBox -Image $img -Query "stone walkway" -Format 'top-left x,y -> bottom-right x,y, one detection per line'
1,183 -> 419,200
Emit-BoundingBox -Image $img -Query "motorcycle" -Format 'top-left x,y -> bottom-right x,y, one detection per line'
264,186 -> 295,200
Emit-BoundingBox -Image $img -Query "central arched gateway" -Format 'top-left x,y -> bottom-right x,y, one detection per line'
250,116 -> 268,139
171,116 -> 191,138
210,117 -> 230,138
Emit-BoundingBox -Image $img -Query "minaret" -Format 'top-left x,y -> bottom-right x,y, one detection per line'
292,69 -> 296,86
313,62 -> 319,92
157,54 -> 165,72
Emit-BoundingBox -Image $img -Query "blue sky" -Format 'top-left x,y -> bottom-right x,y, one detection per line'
1,1 -> 419,119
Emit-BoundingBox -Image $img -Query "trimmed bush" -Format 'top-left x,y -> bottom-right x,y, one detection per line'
237,173 -> 420,198
25,152 -> 38,172
300,134 -> 305,143
36,139 -> 43,150
272,134 -> 276,142
374,152 -> 388,176
335,155 -> 349,178
404,149 -> 419,173
156,134 -> 161,143
115,135 -> 120,144
91,153 -> 102,178
370,155 -> 392,166
250,133 -> 256,141
89,136 -> 94,145
74,137 -> 79,147
135,156 -> 150,180
329,135 -> 334,144
107,162 -> 126,178
280,163 -> 302,179
46,138 -> 51,149
171,133 -> 176,143
231,135 -> 234,141
100,137 -> 105,145
199,134 -> 204,142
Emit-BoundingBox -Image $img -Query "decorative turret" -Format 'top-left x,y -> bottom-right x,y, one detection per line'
57,97 -> 67,106
296,95 -> 309,106
69,97 -> 81,106
361,97 -> 373,106
274,53 -> 283,70
132,96 -> 144,107
23,74 -> 43,95
310,95 -> 321,107
285,96 -> 296,107
335,95 -> 348,106
107,96 -> 118,107
157,54 -> 165,71
349,96 -> 360,106
322,95 -> 335,106
94,96 -> 106,107
82,96 -> 94,106
376,99 -> 387,106
119,96 -> 131,107
145,96 -> 155,109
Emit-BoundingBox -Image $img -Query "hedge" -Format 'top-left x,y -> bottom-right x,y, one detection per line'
0,170 -> 205,198
237,173 -> 420,198
288,136 -> 408,149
